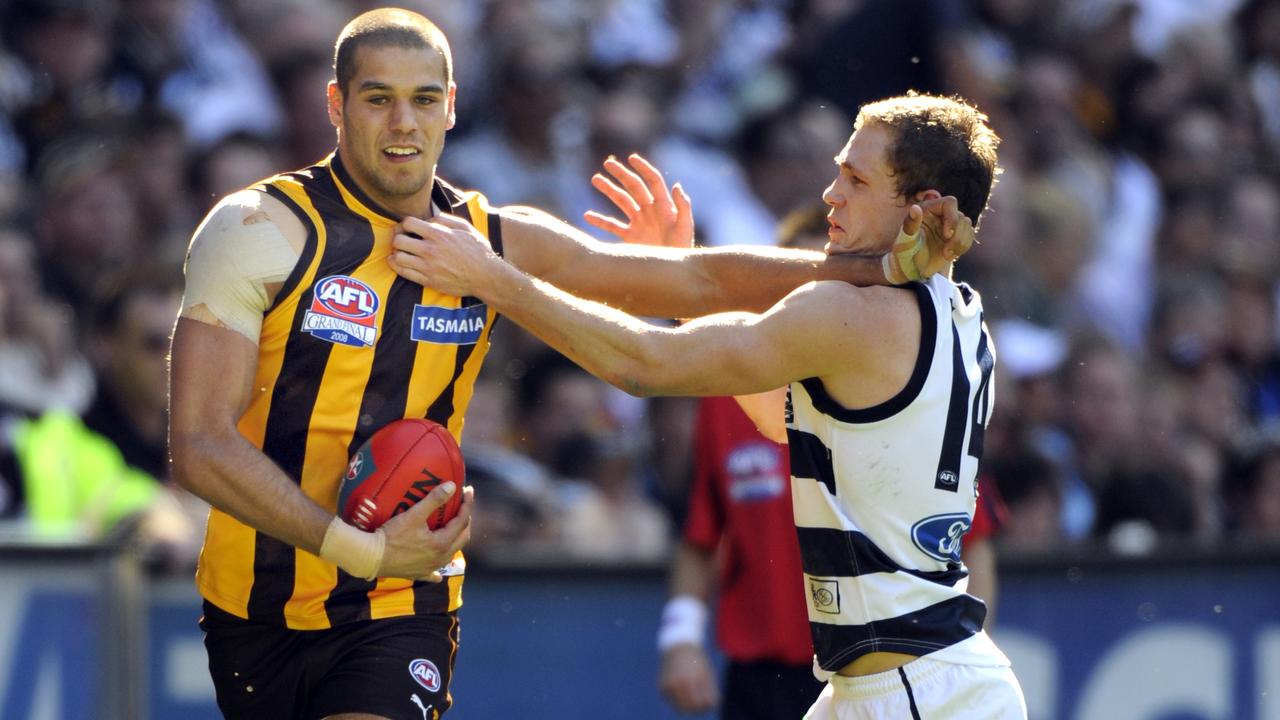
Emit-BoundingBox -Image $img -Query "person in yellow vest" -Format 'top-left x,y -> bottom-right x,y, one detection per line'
13,410 -> 157,538
169,9 -> 973,719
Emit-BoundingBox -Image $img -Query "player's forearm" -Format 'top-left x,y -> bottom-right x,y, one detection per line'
170,430 -> 332,554
573,247 -> 889,318
480,261 -> 685,396
688,248 -> 891,314
668,542 -> 715,602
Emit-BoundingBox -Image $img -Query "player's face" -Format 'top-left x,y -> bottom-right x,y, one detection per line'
821,122 -> 915,256
329,43 -> 456,214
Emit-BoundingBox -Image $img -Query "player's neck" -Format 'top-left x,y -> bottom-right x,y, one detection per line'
333,150 -> 437,220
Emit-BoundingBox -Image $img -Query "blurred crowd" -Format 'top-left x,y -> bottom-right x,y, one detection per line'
0,0 -> 1277,571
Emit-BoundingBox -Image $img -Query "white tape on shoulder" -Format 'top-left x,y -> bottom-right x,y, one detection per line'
181,198 -> 302,344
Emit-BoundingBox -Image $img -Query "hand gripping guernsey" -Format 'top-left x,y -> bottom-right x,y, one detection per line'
197,153 -> 501,629
786,274 -> 1008,676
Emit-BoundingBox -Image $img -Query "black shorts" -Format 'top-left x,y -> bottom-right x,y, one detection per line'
201,601 -> 458,720
722,659 -> 825,720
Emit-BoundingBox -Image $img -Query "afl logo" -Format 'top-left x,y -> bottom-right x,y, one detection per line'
315,276 -> 379,318
345,451 -> 364,481
911,513 -> 971,562
409,658 -> 442,693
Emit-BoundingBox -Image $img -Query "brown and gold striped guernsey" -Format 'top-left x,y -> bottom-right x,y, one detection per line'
196,152 -> 502,630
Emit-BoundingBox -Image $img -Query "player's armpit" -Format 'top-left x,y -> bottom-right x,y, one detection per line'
732,388 -> 789,443
181,191 -> 303,343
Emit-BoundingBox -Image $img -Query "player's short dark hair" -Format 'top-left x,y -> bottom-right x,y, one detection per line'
855,92 -> 1001,227
333,8 -> 452,95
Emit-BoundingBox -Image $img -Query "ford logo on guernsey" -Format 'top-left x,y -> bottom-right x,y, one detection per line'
301,275 -> 380,347
408,658 -> 442,693
911,513 -> 972,562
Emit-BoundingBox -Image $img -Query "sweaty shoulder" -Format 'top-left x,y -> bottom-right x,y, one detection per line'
180,189 -> 307,344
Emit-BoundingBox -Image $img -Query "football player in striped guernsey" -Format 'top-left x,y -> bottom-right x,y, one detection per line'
394,93 -> 1026,719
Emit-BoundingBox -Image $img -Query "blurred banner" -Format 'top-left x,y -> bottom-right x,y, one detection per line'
0,537 -> 1276,720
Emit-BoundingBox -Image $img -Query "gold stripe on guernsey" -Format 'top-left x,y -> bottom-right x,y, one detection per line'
197,175 -> 328,619
284,182 -> 401,628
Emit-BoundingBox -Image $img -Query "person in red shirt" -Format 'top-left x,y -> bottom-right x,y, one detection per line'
658,395 -> 823,718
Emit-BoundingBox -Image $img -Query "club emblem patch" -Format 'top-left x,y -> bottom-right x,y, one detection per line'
809,577 -> 840,615
302,275 -> 380,347
409,658 -> 442,693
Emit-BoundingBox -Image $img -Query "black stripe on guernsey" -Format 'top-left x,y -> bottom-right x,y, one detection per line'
796,527 -> 968,586
967,323 -> 994,460
248,166 -> 373,617
486,211 -> 505,256
325,275 -> 422,624
797,283 -> 936,423
900,668 -> 923,720
812,594 -> 987,672
248,168 -> 378,624
259,183 -> 317,316
331,152 -> 400,221
423,190 -> 479,427
933,321 -> 970,492
787,428 -> 836,496
414,181 -> 479,613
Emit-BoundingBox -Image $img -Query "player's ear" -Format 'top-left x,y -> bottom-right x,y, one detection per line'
915,188 -> 943,203
327,80 -> 343,129
445,81 -> 457,131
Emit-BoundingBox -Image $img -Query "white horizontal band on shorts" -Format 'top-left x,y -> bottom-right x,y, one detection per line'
319,516 -> 385,580
657,594 -> 708,651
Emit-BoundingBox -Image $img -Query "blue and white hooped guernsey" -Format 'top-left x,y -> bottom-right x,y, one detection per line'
787,273 -> 1010,679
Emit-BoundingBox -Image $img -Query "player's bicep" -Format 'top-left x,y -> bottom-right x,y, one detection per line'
672,283 -> 859,395
181,192 -> 301,343
169,317 -> 260,446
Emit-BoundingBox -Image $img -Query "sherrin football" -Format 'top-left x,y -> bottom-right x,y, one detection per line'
337,418 -> 464,531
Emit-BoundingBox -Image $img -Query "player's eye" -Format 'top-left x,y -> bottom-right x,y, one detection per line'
415,96 -> 436,106
367,96 -> 389,106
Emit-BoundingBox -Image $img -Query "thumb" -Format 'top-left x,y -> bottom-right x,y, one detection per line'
394,480 -> 457,525
672,183 -> 695,248
901,204 -> 923,237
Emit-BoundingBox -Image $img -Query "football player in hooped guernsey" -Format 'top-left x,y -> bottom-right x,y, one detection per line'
390,93 -> 1027,719
169,8 -> 975,720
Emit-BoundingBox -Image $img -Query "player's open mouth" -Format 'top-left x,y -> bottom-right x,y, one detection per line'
383,146 -> 421,161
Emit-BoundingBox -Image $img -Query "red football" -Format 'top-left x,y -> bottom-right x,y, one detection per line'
337,418 -> 464,531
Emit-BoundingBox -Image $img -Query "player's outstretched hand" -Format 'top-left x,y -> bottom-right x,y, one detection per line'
884,196 -> 976,283
660,643 -> 720,713
584,153 -> 695,249
378,484 -> 474,582
390,214 -> 500,297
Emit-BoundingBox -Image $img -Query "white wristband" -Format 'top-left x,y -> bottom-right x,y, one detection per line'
657,594 -> 708,651
319,516 -> 386,580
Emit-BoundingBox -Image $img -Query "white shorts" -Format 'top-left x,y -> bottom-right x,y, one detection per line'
804,656 -> 1027,720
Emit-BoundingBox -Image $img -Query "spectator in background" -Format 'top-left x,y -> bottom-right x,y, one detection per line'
2,0 -> 123,169
33,131 -> 141,314
189,131 -> 286,213
1226,430 -> 1280,541
83,266 -> 184,481
0,226 -> 94,417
